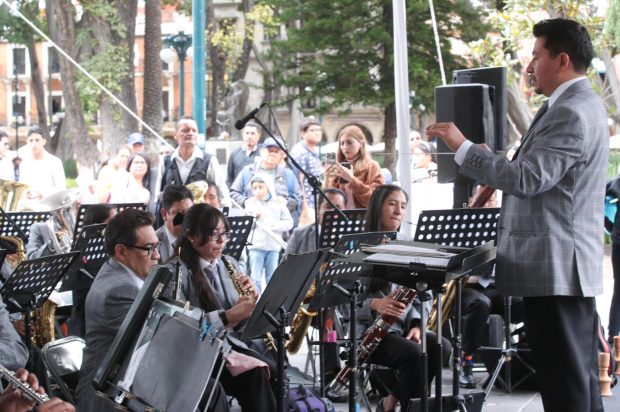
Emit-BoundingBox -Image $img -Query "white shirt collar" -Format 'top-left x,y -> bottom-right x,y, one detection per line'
548,76 -> 586,108
164,226 -> 178,254
114,259 -> 145,289
171,146 -> 203,163
199,257 -> 218,273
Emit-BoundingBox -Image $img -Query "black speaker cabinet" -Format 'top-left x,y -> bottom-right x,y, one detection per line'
408,391 -> 485,412
434,84 -> 495,184
479,346 -> 538,391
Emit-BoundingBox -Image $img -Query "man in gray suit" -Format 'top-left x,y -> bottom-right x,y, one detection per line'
427,19 -> 607,411
156,184 -> 193,264
0,294 -> 28,375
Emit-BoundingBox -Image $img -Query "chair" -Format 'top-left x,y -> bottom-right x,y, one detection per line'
41,336 -> 85,403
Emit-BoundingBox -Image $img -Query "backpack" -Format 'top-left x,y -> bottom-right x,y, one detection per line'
287,384 -> 328,412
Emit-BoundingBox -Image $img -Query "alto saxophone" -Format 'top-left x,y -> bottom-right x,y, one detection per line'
221,255 -> 277,351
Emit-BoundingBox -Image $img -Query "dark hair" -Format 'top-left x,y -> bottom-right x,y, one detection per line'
318,188 -> 346,210
84,204 -> 114,226
301,118 -> 321,132
175,116 -> 197,131
161,184 -> 193,210
27,125 -> 44,138
244,120 -> 261,132
365,184 -> 409,232
205,180 -> 221,200
178,204 -> 230,310
0,130 -> 7,139
365,184 -> 409,293
104,209 -> 154,256
126,153 -> 152,188
533,18 -> 593,73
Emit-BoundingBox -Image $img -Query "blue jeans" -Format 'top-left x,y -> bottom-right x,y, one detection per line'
249,249 -> 279,294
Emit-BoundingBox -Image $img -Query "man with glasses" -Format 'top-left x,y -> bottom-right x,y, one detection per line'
291,118 -> 324,209
157,184 -> 194,264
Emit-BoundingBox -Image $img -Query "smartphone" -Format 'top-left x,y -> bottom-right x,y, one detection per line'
339,161 -> 351,183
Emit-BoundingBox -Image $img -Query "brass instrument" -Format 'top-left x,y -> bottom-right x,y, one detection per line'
0,179 -> 28,211
221,255 -> 277,351
286,263 -> 324,354
40,189 -> 80,254
426,277 -> 467,333
186,180 -> 209,204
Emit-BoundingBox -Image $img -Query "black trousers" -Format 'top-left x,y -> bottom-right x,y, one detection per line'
523,296 -> 603,412
608,241 -> 620,338
367,332 -> 450,404
461,284 -> 524,354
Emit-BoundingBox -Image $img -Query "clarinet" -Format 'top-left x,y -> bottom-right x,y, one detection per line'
327,286 -> 418,393
173,247 -> 183,302
0,364 -> 50,406
221,255 -> 277,351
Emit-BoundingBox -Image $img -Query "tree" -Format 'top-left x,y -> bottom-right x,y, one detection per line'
143,0 -> 163,160
262,0 -> 488,174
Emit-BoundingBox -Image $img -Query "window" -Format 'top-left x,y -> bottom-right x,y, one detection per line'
13,48 -> 26,76
12,95 -> 26,125
49,95 -> 63,114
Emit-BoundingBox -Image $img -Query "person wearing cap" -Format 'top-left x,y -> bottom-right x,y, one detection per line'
230,136 -> 302,225
127,132 -> 145,154
226,120 -> 262,187
18,126 -> 66,202
290,118 -> 324,209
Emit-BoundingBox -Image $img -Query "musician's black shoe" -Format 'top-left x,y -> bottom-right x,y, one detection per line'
326,387 -> 348,403
459,364 -> 476,389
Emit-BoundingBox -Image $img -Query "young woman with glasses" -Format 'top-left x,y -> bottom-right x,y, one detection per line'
169,203 -> 277,411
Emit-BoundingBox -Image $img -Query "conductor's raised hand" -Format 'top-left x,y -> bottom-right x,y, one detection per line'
426,122 -> 467,152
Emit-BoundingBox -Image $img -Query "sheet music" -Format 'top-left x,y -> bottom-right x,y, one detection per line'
362,243 -> 456,258
363,252 -> 451,268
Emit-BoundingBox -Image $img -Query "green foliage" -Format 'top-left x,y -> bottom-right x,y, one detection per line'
605,0 -> 620,52
262,0 -> 488,116
0,1 -> 47,45
63,158 -> 78,179
80,0 -> 126,38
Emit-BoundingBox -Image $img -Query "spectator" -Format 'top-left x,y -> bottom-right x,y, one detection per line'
0,131 -> 15,180
323,125 -> 383,208
226,121 -> 261,187
411,141 -> 437,183
96,147 -> 131,202
290,118 -> 324,209
230,136 -> 302,225
127,132 -> 145,154
244,173 -> 293,294
109,153 -> 152,204
156,184 -> 194,263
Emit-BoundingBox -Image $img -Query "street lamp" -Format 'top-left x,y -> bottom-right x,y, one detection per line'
160,32 -> 193,118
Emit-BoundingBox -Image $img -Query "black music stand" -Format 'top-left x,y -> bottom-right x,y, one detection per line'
0,207 -> 50,242
318,209 -> 367,249
242,249 -> 330,412
61,224 -> 107,291
73,203 -> 146,237
0,252 -> 80,368
223,215 -> 254,261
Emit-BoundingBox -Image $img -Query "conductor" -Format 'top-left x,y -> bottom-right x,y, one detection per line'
426,18 -> 607,412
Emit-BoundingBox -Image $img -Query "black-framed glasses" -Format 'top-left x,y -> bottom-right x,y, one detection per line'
123,242 -> 161,256
207,231 -> 231,241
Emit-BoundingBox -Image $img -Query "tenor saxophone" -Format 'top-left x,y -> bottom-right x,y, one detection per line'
221,255 -> 277,351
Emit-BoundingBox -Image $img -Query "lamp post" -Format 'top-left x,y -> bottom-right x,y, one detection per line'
160,32 -> 193,118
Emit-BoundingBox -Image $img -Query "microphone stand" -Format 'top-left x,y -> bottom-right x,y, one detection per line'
251,114 -> 347,397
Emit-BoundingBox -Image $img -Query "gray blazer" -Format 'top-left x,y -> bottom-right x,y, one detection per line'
285,224 -> 317,256
459,79 -> 608,297
0,294 -> 28,373
25,221 -> 53,259
75,258 -> 143,412
156,226 -> 175,264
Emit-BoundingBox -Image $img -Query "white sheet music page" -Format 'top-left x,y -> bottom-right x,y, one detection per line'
362,243 -> 456,268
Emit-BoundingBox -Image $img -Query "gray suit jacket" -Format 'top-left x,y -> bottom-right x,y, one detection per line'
459,79 -> 608,297
0,294 -> 28,373
25,221 -> 53,260
75,258 -> 143,412
156,226 -> 175,264
285,224 -> 317,256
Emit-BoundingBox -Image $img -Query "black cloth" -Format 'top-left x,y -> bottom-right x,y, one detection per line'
609,243 -> 620,339
460,284 -> 523,354
523,296 -> 603,412
367,332 -> 450,404
226,146 -> 260,187
160,152 -> 212,190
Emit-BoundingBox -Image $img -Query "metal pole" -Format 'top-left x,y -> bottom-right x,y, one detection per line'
179,57 -> 185,117
13,65 -> 18,152
193,0 -> 207,135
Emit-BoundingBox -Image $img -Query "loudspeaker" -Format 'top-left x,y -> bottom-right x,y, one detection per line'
478,346 -> 538,390
434,84 -> 495,184
408,391 -> 485,412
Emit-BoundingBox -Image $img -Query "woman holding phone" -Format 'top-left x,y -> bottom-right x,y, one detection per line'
323,125 -> 383,208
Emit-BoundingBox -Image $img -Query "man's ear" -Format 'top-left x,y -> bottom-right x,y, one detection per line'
114,243 -> 126,259
160,207 -> 168,222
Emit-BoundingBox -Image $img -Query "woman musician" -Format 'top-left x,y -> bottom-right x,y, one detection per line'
360,184 -> 451,411
169,203 -> 276,411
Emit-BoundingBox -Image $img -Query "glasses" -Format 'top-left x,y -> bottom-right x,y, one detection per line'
124,242 -> 161,256
207,231 -> 231,241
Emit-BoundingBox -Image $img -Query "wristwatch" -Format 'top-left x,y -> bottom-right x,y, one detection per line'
219,310 -> 229,326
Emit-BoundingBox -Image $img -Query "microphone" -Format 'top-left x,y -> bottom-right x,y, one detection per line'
235,103 -> 266,130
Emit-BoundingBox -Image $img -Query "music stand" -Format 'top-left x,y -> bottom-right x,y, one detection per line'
0,252 -> 80,368
0,208 -> 50,242
318,209 -> 367,249
73,203 -> 146,237
61,223 -> 107,292
223,215 -> 254,261
242,249 -> 330,412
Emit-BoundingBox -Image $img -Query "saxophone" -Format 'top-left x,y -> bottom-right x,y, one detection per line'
221,255 -> 277,351
327,286 -> 417,393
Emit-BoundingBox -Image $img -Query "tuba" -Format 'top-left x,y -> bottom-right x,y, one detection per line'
40,189 -> 80,254
186,180 -> 209,204
0,179 -> 29,211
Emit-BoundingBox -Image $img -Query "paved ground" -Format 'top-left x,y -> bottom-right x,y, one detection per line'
231,244 -> 620,411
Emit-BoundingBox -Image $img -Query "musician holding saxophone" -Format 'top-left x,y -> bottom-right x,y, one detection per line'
358,185 -> 451,412
170,203 -> 277,411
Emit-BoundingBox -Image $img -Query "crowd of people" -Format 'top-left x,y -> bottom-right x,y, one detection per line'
0,17 -> 611,412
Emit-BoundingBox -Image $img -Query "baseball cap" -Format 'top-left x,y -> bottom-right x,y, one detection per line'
262,136 -> 285,150
127,132 -> 145,145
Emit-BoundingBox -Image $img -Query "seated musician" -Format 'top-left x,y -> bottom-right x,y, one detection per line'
360,184 -> 451,412
156,184 -> 194,263
75,209 -> 229,412
0,368 -> 75,412
172,203 -> 277,411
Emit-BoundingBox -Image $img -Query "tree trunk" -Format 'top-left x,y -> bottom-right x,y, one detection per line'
600,49 -> 620,124
25,37 -> 50,144
231,0 -> 255,82
90,0 -> 139,154
506,79 -> 532,143
382,103 -> 397,176
49,0 -> 97,168
207,0 -> 227,136
143,0 -> 163,163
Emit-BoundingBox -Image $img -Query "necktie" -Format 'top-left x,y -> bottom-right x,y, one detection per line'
512,101 -> 548,161
204,266 -> 226,305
